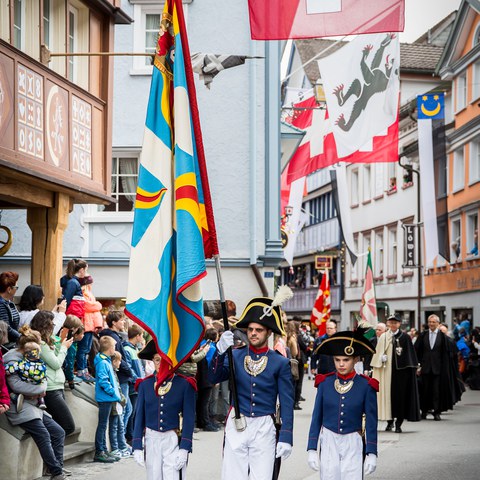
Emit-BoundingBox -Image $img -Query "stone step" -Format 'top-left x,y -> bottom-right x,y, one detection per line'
65,427 -> 82,446
64,441 -> 96,466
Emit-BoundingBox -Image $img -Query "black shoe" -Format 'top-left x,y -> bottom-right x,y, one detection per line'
294,403 -> 302,410
433,413 -> 441,421
299,396 -> 306,402
203,424 -> 220,432
385,424 -> 393,432
395,426 -> 402,433
421,412 -> 427,420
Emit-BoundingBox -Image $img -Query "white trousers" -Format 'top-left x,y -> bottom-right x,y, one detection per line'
222,414 -> 276,480
319,427 -> 363,480
145,428 -> 186,480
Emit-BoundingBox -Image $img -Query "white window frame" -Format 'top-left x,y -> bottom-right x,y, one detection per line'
388,227 -> 397,275
375,231 -> 383,277
469,137 -> 480,185
473,61 -> 480,101
67,5 -> 78,83
466,212 -> 478,257
453,147 -> 465,192
456,72 -> 467,112
473,22 -> 480,47
450,217 -> 461,261
363,164 -> 371,202
131,3 -> 189,75
350,169 -> 359,206
43,0 -> 51,48
13,0 -> 25,50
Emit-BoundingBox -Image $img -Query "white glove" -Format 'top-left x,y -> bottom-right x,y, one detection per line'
275,442 -> 292,460
364,453 -> 377,475
307,450 -> 320,471
174,449 -> 189,470
381,354 -> 388,363
133,450 -> 145,467
217,330 -> 234,355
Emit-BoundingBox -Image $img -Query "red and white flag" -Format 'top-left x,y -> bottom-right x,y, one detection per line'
285,95 -> 398,186
318,32 -> 400,158
247,0 -> 405,40
360,251 -> 378,326
310,271 -> 331,336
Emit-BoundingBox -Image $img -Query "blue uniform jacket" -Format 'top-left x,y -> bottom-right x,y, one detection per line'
208,345 -> 295,445
308,372 -> 378,455
94,353 -> 122,403
132,374 -> 195,452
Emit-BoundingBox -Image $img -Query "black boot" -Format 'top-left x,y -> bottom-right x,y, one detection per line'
294,403 -> 302,410
385,420 -> 394,431
395,419 -> 403,433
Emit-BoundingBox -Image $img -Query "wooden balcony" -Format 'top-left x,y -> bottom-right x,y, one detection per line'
283,284 -> 341,314
294,218 -> 340,257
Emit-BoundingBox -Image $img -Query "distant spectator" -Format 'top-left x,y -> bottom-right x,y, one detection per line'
76,275 -> 103,382
0,320 -> 11,415
60,315 -> 85,389
4,327 -> 48,411
60,259 -> 87,319
18,284 -> 67,336
4,326 -> 67,479
93,336 -> 121,463
122,324 -> 145,443
0,271 -> 21,346
109,351 -> 132,458
99,311 -> 133,435
30,310 -> 76,435
466,229 -> 478,258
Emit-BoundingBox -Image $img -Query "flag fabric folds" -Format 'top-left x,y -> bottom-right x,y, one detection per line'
125,0 -> 218,384
191,53 -> 248,89
310,271 -> 331,336
284,95 -> 398,187
247,0 -> 405,40
417,92 -> 449,266
318,32 -> 400,158
360,251 -> 378,326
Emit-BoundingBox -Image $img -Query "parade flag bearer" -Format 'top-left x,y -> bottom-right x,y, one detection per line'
132,340 -> 196,479
209,289 -> 295,480
307,329 -> 378,479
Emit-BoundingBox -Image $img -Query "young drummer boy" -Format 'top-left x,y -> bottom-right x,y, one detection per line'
307,329 -> 378,480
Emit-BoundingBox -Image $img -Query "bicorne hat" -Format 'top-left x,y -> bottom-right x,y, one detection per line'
387,313 -> 402,323
317,329 -> 375,357
138,339 -> 158,360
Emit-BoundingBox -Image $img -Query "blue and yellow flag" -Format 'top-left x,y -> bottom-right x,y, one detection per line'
125,0 -> 218,383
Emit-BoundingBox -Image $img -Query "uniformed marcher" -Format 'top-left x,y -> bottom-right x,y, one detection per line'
370,313 -> 420,432
307,329 -> 378,480
132,340 -> 196,479
208,291 -> 295,480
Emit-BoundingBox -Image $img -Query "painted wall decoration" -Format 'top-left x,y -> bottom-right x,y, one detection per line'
46,81 -> 69,168
71,94 -> 92,177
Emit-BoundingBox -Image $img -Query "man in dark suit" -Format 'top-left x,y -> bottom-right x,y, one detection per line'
415,314 -> 456,421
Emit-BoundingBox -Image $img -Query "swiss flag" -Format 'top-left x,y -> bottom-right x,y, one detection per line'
310,271 -> 331,336
247,0 -> 405,40
285,96 -> 398,185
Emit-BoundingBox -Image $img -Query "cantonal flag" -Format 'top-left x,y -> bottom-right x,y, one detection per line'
125,0 -> 218,385
360,251 -> 378,326
310,271 -> 331,336
247,0 -> 405,40
284,95 -> 398,186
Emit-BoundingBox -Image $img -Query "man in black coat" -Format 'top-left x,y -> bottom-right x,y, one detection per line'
415,314 -> 457,421
311,321 -> 337,375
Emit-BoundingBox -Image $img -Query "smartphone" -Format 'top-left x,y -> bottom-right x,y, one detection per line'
66,330 -> 74,340
57,296 -> 65,305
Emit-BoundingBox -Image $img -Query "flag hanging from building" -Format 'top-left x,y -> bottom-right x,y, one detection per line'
318,32 -> 400,158
191,53 -> 249,89
417,92 -> 449,267
284,95 -> 398,186
247,0 -> 405,40
360,250 -> 378,326
125,0 -> 218,384
310,271 -> 331,336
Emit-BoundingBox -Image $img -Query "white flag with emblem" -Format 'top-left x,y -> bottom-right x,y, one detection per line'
318,33 -> 400,158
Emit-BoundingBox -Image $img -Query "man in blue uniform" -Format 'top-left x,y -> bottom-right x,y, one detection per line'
209,295 -> 295,480
307,329 -> 378,480
132,340 -> 196,480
